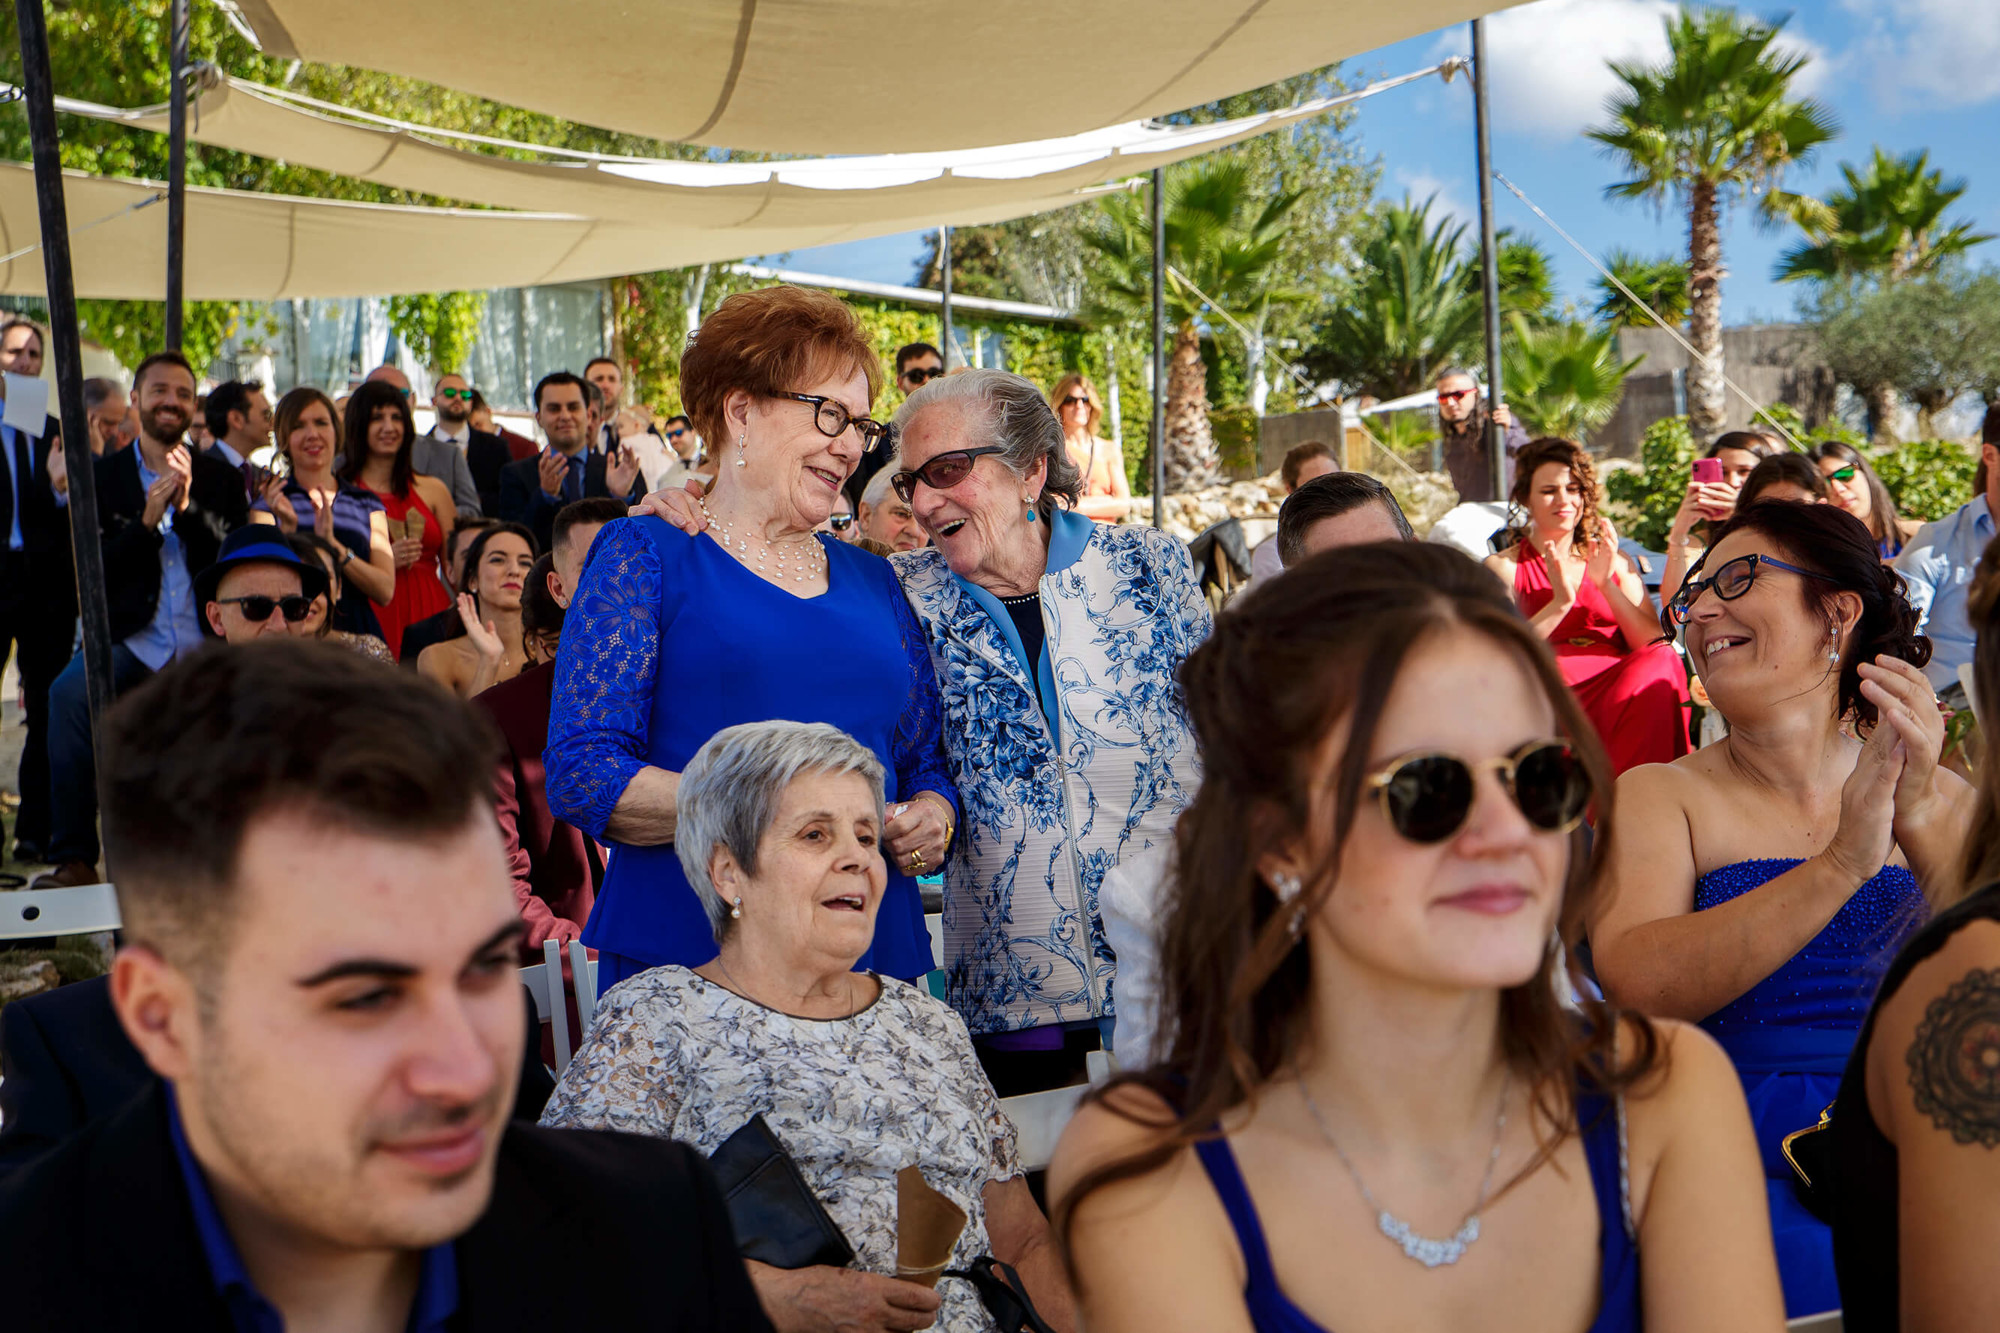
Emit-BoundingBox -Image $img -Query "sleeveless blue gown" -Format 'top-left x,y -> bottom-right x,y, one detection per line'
1694,858 -> 1927,1318
1194,1090 -> 1639,1333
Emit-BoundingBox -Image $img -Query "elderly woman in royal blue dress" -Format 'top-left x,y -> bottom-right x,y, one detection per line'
545,285 -> 958,993
889,369 -> 1207,1089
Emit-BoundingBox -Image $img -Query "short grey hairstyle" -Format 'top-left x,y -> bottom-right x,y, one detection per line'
674,720 -> 888,942
891,368 -> 1083,521
860,461 -> 900,508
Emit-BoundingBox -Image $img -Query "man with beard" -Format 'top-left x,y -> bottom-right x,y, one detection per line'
33,351 -> 248,889
427,373 -> 512,518
496,372 -> 643,555
0,641 -> 771,1331
1435,367 -> 1527,505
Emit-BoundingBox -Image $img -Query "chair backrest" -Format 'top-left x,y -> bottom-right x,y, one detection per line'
519,940 -> 600,1074
998,1085 -> 1089,1174
925,912 -> 944,970
0,883 -> 122,941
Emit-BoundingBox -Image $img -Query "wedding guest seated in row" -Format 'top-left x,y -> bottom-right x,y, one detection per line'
1896,404 -> 2000,698
544,720 -> 1075,1333
550,284 -> 956,994
1813,440 -> 1917,561
1830,531 -> 2000,1332
0,641 -> 770,1330
337,379 -> 457,659
1276,470 -> 1413,569
1661,431 -> 1781,607
1593,500 -> 1972,1317
1249,440 -> 1339,583
196,526 -> 328,646
250,385 -> 396,643
1486,438 -> 1690,774
1737,452 -> 1830,509
855,465 -> 928,552
400,517 -> 498,665
1049,373 -> 1130,523
1051,542 -> 1783,1332
418,521 -> 538,700
286,532 -> 396,663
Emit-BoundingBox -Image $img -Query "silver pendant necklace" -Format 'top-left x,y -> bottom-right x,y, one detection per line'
697,494 -> 827,585
1298,1070 -> 1510,1269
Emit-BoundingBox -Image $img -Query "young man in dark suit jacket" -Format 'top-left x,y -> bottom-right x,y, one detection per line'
34,350 -> 249,889
0,641 -> 770,1331
428,373 -> 513,518
497,371 -> 644,554
0,318 -> 76,862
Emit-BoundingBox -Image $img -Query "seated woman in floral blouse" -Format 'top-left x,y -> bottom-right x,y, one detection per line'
542,721 -> 1075,1333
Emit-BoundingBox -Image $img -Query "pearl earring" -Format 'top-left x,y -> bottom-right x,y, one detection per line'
730,896 -> 743,920
1271,872 -> 1301,902
735,428 -> 748,467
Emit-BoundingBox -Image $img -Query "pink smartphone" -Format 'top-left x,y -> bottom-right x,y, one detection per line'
1690,458 -> 1724,485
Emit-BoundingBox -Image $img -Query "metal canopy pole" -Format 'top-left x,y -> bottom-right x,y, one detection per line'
14,0 -> 116,733
1150,167 -> 1165,528
937,225 -> 954,367
1471,18 -> 1505,500
165,0 -> 190,348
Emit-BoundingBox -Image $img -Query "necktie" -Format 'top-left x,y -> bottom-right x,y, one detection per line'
4,426 -> 29,549
239,459 -> 255,501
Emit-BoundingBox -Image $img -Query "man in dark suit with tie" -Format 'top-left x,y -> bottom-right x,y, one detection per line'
0,318 -> 75,863
0,641 -> 771,1331
497,371 -> 644,554
199,379 -> 270,504
34,350 -> 250,889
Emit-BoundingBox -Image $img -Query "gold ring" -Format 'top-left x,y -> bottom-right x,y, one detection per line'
909,851 -> 926,871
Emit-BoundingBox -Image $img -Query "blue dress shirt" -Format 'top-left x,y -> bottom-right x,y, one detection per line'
121,452 -> 205,671
1,423 -> 26,551
166,1087 -> 459,1333
529,446 -> 590,511
1894,495 -> 1994,691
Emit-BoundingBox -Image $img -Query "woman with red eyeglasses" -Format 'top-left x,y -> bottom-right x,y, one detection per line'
1049,373 -> 1132,523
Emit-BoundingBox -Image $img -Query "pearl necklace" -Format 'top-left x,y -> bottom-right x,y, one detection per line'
698,495 -> 828,584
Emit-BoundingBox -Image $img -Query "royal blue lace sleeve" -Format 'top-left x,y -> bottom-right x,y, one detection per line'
887,569 -> 959,826
545,519 -> 664,841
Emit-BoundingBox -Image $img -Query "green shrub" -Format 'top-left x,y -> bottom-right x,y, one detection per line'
1209,405 -> 1259,477
1602,415 -> 1696,551
1872,438 -> 1981,523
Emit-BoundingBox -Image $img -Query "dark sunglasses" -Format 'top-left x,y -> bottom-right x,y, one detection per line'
891,445 -> 1008,503
215,594 -> 316,624
768,390 -> 892,453
1367,740 -> 1591,844
828,512 -> 855,532
1824,464 -> 1857,483
1667,552 -> 1838,626
1061,395 -> 1092,408
902,366 -> 945,386
1437,388 -> 1476,404
665,426 -> 688,440
436,387 -> 475,401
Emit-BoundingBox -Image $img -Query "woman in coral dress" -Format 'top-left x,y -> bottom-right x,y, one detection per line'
1487,436 -> 1690,774
334,379 -> 455,658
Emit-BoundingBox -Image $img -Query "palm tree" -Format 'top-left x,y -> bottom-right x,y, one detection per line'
1301,196 -> 1482,402
1503,317 -> 1644,441
1083,159 -> 1304,493
1777,147 -> 1993,285
1592,249 -> 1691,329
1588,8 -> 1837,441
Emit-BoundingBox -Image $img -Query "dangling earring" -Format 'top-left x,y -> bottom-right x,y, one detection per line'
1828,633 -> 1841,665
735,428 -> 747,468
730,896 -> 743,920
1024,500 -> 1037,524
1271,872 -> 1305,939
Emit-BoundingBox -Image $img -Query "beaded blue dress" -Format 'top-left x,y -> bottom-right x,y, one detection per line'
1694,858 -> 1927,1318
544,517 -> 958,991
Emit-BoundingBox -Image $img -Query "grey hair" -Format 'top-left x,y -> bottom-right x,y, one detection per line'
890,368 -> 1083,521
674,721 -> 887,943
860,462 -> 899,508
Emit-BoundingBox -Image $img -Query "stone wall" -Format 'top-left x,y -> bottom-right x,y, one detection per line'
1589,323 -> 1839,457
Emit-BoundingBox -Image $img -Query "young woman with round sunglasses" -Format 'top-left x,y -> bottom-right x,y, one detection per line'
1592,500 -> 1973,1318
1051,541 -> 1783,1333
1810,440 -> 1919,561
1048,373 -> 1131,523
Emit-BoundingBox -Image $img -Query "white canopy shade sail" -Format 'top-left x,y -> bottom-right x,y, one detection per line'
38,64 -> 1448,231
225,0 -> 1520,153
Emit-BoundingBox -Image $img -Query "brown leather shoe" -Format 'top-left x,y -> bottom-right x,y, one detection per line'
28,861 -> 100,890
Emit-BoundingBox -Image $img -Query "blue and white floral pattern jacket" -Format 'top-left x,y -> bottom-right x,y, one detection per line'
895,508 -> 1209,1036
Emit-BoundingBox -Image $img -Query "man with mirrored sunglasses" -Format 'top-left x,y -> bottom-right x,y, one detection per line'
195,526 -> 329,645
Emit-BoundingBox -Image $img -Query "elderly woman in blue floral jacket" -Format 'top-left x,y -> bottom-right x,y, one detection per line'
888,369 -> 1208,1089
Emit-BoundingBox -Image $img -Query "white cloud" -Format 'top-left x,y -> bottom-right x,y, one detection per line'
1433,0 -> 1677,139
1839,0 -> 2000,109
1392,169 -> 1473,228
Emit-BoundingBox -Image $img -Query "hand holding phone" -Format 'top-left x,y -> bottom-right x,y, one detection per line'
1691,458 -> 1724,485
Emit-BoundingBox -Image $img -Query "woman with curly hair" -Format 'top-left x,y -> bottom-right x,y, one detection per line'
1051,542 -> 1783,1333
1486,437 -> 1690,774
1593,500 -> 1973,1317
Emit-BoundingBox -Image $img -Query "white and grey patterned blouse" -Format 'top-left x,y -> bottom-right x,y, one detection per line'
540,967 -> 1022,1332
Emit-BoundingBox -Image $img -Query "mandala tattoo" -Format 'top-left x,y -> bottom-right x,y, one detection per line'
1907,966 -> 2000,1148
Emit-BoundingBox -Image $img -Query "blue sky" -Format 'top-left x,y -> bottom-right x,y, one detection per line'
772,0 -> 2000,328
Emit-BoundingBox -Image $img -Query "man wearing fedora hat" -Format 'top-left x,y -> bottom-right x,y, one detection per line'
195,527 -> 330,645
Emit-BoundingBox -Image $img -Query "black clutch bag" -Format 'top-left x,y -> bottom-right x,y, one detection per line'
708,1114 -> 855,1270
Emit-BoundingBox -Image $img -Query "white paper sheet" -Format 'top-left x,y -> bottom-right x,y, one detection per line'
2,373 -> 49,436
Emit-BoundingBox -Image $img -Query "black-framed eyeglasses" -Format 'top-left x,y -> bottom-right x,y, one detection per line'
901,366 -> 945,386
891,446 -> 1009,503
767,390 -> 892,453
828,512 -> 855,532
1667,552 -> 1839,626
1366,739 -> 1591,844
215,594 -> 316,623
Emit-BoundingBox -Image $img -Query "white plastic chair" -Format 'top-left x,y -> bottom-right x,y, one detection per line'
1787,1313 -> 1842,1333
996,1046 -> 1118,1172
517,940 -> 598,1073
925,912 -> 944,970
0,882 -> 121,941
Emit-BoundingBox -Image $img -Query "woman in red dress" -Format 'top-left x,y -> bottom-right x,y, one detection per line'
335,380 -> 456,658
1486,437 -> 1690,774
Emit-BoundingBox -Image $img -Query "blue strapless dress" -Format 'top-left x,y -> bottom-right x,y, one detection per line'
1694,858 -> 1927,1318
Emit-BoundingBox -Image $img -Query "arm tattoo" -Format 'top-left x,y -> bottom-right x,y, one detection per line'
1907,966 -> 2000,1148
